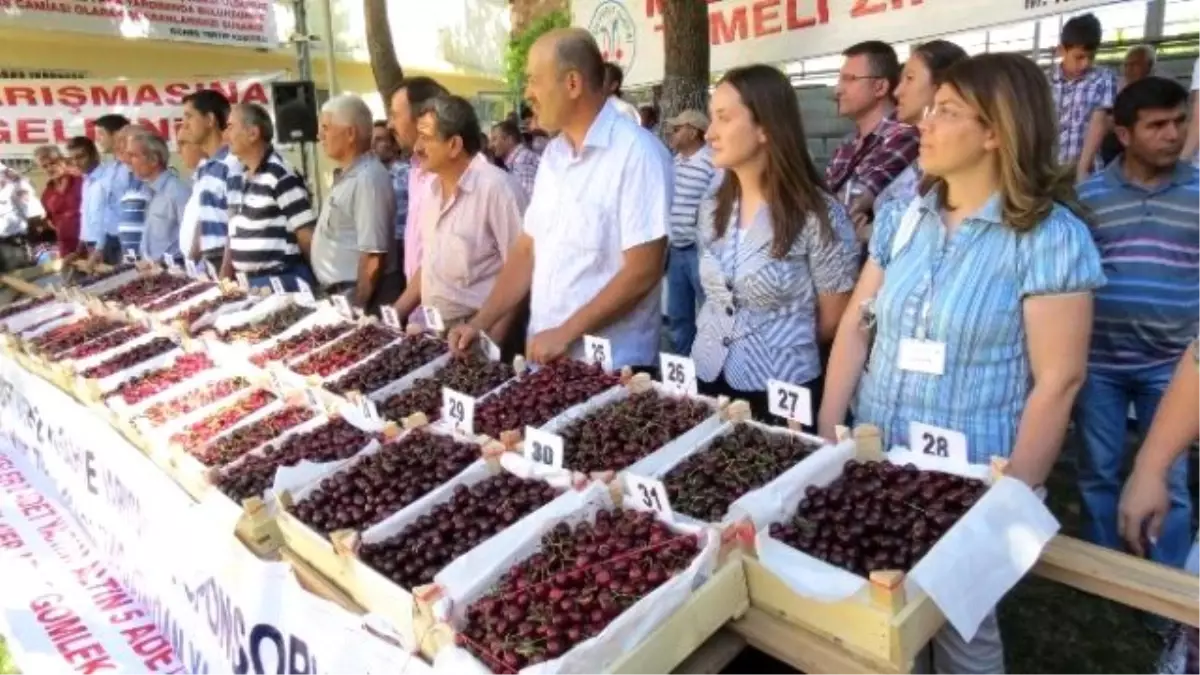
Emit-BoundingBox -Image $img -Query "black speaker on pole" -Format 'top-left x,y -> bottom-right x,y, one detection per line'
270,80 -> 318,143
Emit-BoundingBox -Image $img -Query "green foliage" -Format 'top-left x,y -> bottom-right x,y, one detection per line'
505,9 -> 571,90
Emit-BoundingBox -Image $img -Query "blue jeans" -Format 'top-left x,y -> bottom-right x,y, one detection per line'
245,264 -> 317,294
666,245 -> 704,355
1074,362 -> 1193,568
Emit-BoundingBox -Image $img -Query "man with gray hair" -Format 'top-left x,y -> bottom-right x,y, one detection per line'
313,94 -> 399,310
126,129 -> 190,263
392,94 -> 527,347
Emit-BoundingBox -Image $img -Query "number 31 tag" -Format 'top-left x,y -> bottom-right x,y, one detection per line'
767,379 -> 812,426
442,388 -> 475,437
908,421 -> 968,466
624,474 -> 674,521
523,426 -> 564,469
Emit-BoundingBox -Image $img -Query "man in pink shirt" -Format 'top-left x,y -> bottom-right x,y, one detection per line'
389,76 -> 449,280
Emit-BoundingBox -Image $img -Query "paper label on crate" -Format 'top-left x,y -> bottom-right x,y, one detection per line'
624,474 -> 674,521
331,295 -> 353,318
767,379 -> 812,426
479,333 -> 501,362
422,305 -> 445,332
163,254 -> 180,272
183,258 -> 200,278
441,388 -> 475,437
908,421 -> 968,467
203,260 -> 219,280
523,426 -> 564,469
123,249 -> 139,264
659,353 -> 697,396
269,276 -> 286,295
303,388 -> 322,411
379,305 -> 401,329
358,395 -> 381,422
583,334 -> 613,372
235,272 -> 249,290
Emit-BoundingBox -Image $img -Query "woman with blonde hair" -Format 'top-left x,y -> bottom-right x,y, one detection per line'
818,52 -> 1106,671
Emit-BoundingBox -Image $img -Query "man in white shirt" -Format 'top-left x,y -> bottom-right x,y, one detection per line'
603,62 -> 643,126
449,28 -> 673,369
0,162 -> 45,272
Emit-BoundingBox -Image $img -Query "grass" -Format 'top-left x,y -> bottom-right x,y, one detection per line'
0,638 -> 15,675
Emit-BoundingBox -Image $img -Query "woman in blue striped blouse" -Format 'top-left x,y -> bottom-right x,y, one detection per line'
819,54 -> 1105,672
691,65 -> 859,422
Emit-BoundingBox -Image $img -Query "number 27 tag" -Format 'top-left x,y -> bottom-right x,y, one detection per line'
523,426 -> 564,469
908,421 -> 968,466
441,388 -> 475,437
767,379 -> 812,426
624,474 -> 674,521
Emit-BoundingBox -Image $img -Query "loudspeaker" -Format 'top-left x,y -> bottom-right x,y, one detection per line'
270,80 -> 318,144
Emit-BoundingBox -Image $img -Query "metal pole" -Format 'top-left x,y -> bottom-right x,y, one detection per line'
321,0 -> 339,95
291,0 -> 322,203
1144,0 -> 1166,43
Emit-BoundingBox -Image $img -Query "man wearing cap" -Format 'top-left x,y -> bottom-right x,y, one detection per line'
664,109 -> 715,355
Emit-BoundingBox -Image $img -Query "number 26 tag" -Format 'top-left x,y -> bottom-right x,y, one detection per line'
442,388 -> 475,437
523,426 -> 564,469
659,353 -> 697,396
624,474 -> 674,521
767,379 -> 812,426
908,421 -> 968,466
583,334 -> 613,372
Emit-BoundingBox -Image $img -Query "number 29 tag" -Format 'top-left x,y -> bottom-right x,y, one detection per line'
659,353 -> 697,396
583,334 -> 613,372
441,388 -> 475,437
767,379 -> 812,426
908,421 -> 968,466
624,474 -> 674,521
523,426 -> 564,469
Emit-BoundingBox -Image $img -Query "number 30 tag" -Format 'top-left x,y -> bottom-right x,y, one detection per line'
441,388 -> 475,437
908,421 -> 968,466
523,426 -> 564,469
624,474 -> 674,521
767,379 -> 812,426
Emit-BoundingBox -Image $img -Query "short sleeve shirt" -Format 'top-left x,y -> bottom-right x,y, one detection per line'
311,154 -> 397,287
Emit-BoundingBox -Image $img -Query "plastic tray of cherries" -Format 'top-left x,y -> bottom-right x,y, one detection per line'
470,359 -> 623,443
127,365 -> 258,428
430,481 -> 719,674
368,351 -> 514,426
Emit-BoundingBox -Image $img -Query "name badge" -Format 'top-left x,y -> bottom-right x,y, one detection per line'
898,338 -> 945,375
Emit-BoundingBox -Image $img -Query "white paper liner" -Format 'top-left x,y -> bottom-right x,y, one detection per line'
739,443 -> 1058,641
133,279 -> 209,310
140,385 -> 273,444
89,346 -> 185,395
432,481 -> 719,675
150,283 -> 222,320
8,302 -> 82,335
301,336 -> 406,385
78,267 -> 141,295
246,308 -> 352,364
211,293 -> 303,334
115,361 -> 259,420
205,303 -> 345,366
187,296 -> 264,334
180,395 -> 320,469
66,330 -> 159,373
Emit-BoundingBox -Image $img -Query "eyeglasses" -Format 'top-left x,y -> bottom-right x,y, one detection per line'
922,104 -> 974,123
838,73 -> 886,85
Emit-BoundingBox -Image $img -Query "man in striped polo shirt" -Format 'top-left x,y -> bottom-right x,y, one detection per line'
1075,76 -> 1199,569
223,103 -> 317,292
664,109 -> 715,355
179,89 -> 242,271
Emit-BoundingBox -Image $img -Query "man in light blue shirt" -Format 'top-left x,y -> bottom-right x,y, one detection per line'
127,129 -> 190,263
83,114 -> 135,266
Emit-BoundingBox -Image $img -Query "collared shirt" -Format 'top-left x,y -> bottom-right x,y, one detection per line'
102,160 -> 135,239
525,99 -> 673,368
117,178 -> 149,254
227,146 -> 317,275
41,174 -> 82,256
609,96 -> 642,125
139,169 -> 191,262
403,158 -> 436,279
873,162 -> 922,215
824,113 -> 919,198
1079,160 -> 1199,371
421,154 -> 528,322
80,164 -> 107,246
0,162 -> 45,238
669,145 -> 715,248
311,154 -> 397,287
388,160 -> 409,240
504,144 -> 541,198
693,194 -> 858,389
855,192 -> 1106,463
1050,64 -> 1118,171
180,145 -> 243,257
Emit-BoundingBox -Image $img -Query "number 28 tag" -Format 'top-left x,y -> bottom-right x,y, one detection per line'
624,474 -> 674,521
442,388 -> 475,437
583,334 -> 613,372
908,421 -> 968,466
523,426 -> 564,469
659,353 -> 697,396
767,379 -> 812,426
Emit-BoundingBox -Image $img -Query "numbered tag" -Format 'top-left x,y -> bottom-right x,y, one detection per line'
909,421 -> 968,466
624,474 -> 674,521
163,253 -> 179,271
183,258 -> 200,278
303,388 -> 322,410
331,295 -> 353,318
266,364 -> 287,392
659,353 -> 697,396
479,333 -> 501,361
422,305 -> 445,332
359,395 -> 381,422
583,334 -> 613,371
767,379 -> 813,426
379,305 -> 401,329
898,338 -> 946,376
123,249 -> 139,264
235,272 -> 249,290
441,388 -> 475,436
523,426 -> 564,469
203,260 -> 219,281
268,276 -> 286,295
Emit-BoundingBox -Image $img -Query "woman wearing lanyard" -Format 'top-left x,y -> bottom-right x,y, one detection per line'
691,64 -> 859,422
819,53 -> 1104,672
873,40 -> 969,214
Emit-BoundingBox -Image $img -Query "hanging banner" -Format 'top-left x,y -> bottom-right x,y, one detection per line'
0,0 -> 278,49
573,0 -> 1122,87
0,74 -> 281,157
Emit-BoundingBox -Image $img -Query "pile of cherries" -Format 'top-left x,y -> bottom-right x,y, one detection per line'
474,360 -> 619,438
377,353 -> 512,423
359,474 -> 561,590
217,304 -> 314,344
664,424 -> 819,523
177,292 -> 248,331
114,353 -> 214,405
62,325 -> 149,360
289,430 -> 479,535
559,391 -> 712,474
143,377 -> 249,426
215,418 -> 377,503
35,317 -> 123,355
191,405 -> 315,467
142,282 -> 216,312
250,324 -> 353,367
455,509 -> 700,672
769,459 -> 987,576
0,296 -> 53,322
100,274 -> 193,306
169,389 -> 276,450
325,335 -> 448,396
80,337 -> 177,379
291,324 -> 398,377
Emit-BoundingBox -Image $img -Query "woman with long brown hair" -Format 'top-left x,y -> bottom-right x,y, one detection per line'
819,52 -> 1105,671
691,64 -> 859,421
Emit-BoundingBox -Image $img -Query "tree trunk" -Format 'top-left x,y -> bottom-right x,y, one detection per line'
364,0 -> 403,100
661,0 -> 710,127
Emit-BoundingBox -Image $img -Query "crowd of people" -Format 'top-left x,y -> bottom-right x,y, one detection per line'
0,12 -> 1196,672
